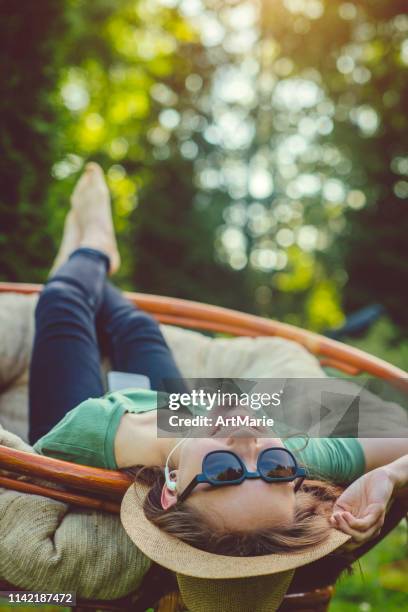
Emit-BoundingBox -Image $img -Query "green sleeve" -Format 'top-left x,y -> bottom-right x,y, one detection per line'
285,438 -> 366,483
33,388 -> 161,469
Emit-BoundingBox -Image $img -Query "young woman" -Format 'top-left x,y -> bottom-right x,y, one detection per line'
31,163 -> 408,556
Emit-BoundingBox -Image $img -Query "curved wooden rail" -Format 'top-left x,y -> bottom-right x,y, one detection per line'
0,446 -> 131,498
279,586 -> 334,611
0,475 -> 121,513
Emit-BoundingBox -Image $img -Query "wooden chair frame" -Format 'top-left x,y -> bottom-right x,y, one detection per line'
0,282 -> 407,611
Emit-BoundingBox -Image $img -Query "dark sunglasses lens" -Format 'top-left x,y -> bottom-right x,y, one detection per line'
204,452 -> 244,483
259,449 -> 296,479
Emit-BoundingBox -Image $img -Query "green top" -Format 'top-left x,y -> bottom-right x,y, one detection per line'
34,388 -> 365,482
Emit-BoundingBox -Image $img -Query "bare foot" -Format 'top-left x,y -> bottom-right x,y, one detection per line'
71,162 -> 120,274
49,210 -> 81,277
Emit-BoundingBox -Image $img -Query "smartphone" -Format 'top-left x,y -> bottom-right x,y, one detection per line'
107,371 -> 151,392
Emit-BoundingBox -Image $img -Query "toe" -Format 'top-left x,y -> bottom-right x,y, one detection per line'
85,161 -> 104,175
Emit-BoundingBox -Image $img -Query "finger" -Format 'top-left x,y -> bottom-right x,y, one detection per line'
342,510 -> 383,532
335,513 -> 381,543
334,513 -> 358,537
330,513 -> 345,530
331,511 -> 348,525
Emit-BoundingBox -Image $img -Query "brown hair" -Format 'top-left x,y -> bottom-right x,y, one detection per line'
128,466 -> 343,557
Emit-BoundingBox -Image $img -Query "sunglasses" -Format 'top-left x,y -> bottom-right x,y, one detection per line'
178,447 -> 306,502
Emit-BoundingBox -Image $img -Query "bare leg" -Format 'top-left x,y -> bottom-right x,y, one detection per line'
72,162 -> 120,274
48,211 -> 81,277
49,162 -> 120,275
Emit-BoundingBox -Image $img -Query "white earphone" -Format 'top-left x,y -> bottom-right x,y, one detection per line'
164,437 -> 188,491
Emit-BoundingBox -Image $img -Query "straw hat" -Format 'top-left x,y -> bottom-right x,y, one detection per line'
121,482 -> 350,611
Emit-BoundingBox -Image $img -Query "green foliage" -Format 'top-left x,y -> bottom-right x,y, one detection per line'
347,317 -> 408,370
0,0 -> 69,281
0,0 -> 407,335
130,157 -> 252,306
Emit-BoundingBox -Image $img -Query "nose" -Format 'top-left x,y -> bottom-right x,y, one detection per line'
226,434 -> 259,468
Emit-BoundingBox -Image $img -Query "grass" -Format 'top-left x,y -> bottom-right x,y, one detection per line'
331,520 -> 408,611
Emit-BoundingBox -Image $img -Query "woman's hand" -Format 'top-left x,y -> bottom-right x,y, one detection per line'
330,466 -> 395,548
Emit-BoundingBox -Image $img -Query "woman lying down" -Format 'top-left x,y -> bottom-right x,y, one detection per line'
30,164 -> 408,579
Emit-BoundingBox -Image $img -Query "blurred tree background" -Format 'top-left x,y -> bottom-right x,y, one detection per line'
0,0 -> 407,366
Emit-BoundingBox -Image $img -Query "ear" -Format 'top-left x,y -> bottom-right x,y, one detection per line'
161,471 -> 179,510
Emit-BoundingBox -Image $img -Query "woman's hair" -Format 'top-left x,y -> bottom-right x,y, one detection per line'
128,466 -> 343,557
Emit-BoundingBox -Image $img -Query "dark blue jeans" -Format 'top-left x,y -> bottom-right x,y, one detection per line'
29,248 -> 185,444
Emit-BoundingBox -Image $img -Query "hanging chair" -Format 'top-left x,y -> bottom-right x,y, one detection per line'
0,281 -> 407,612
